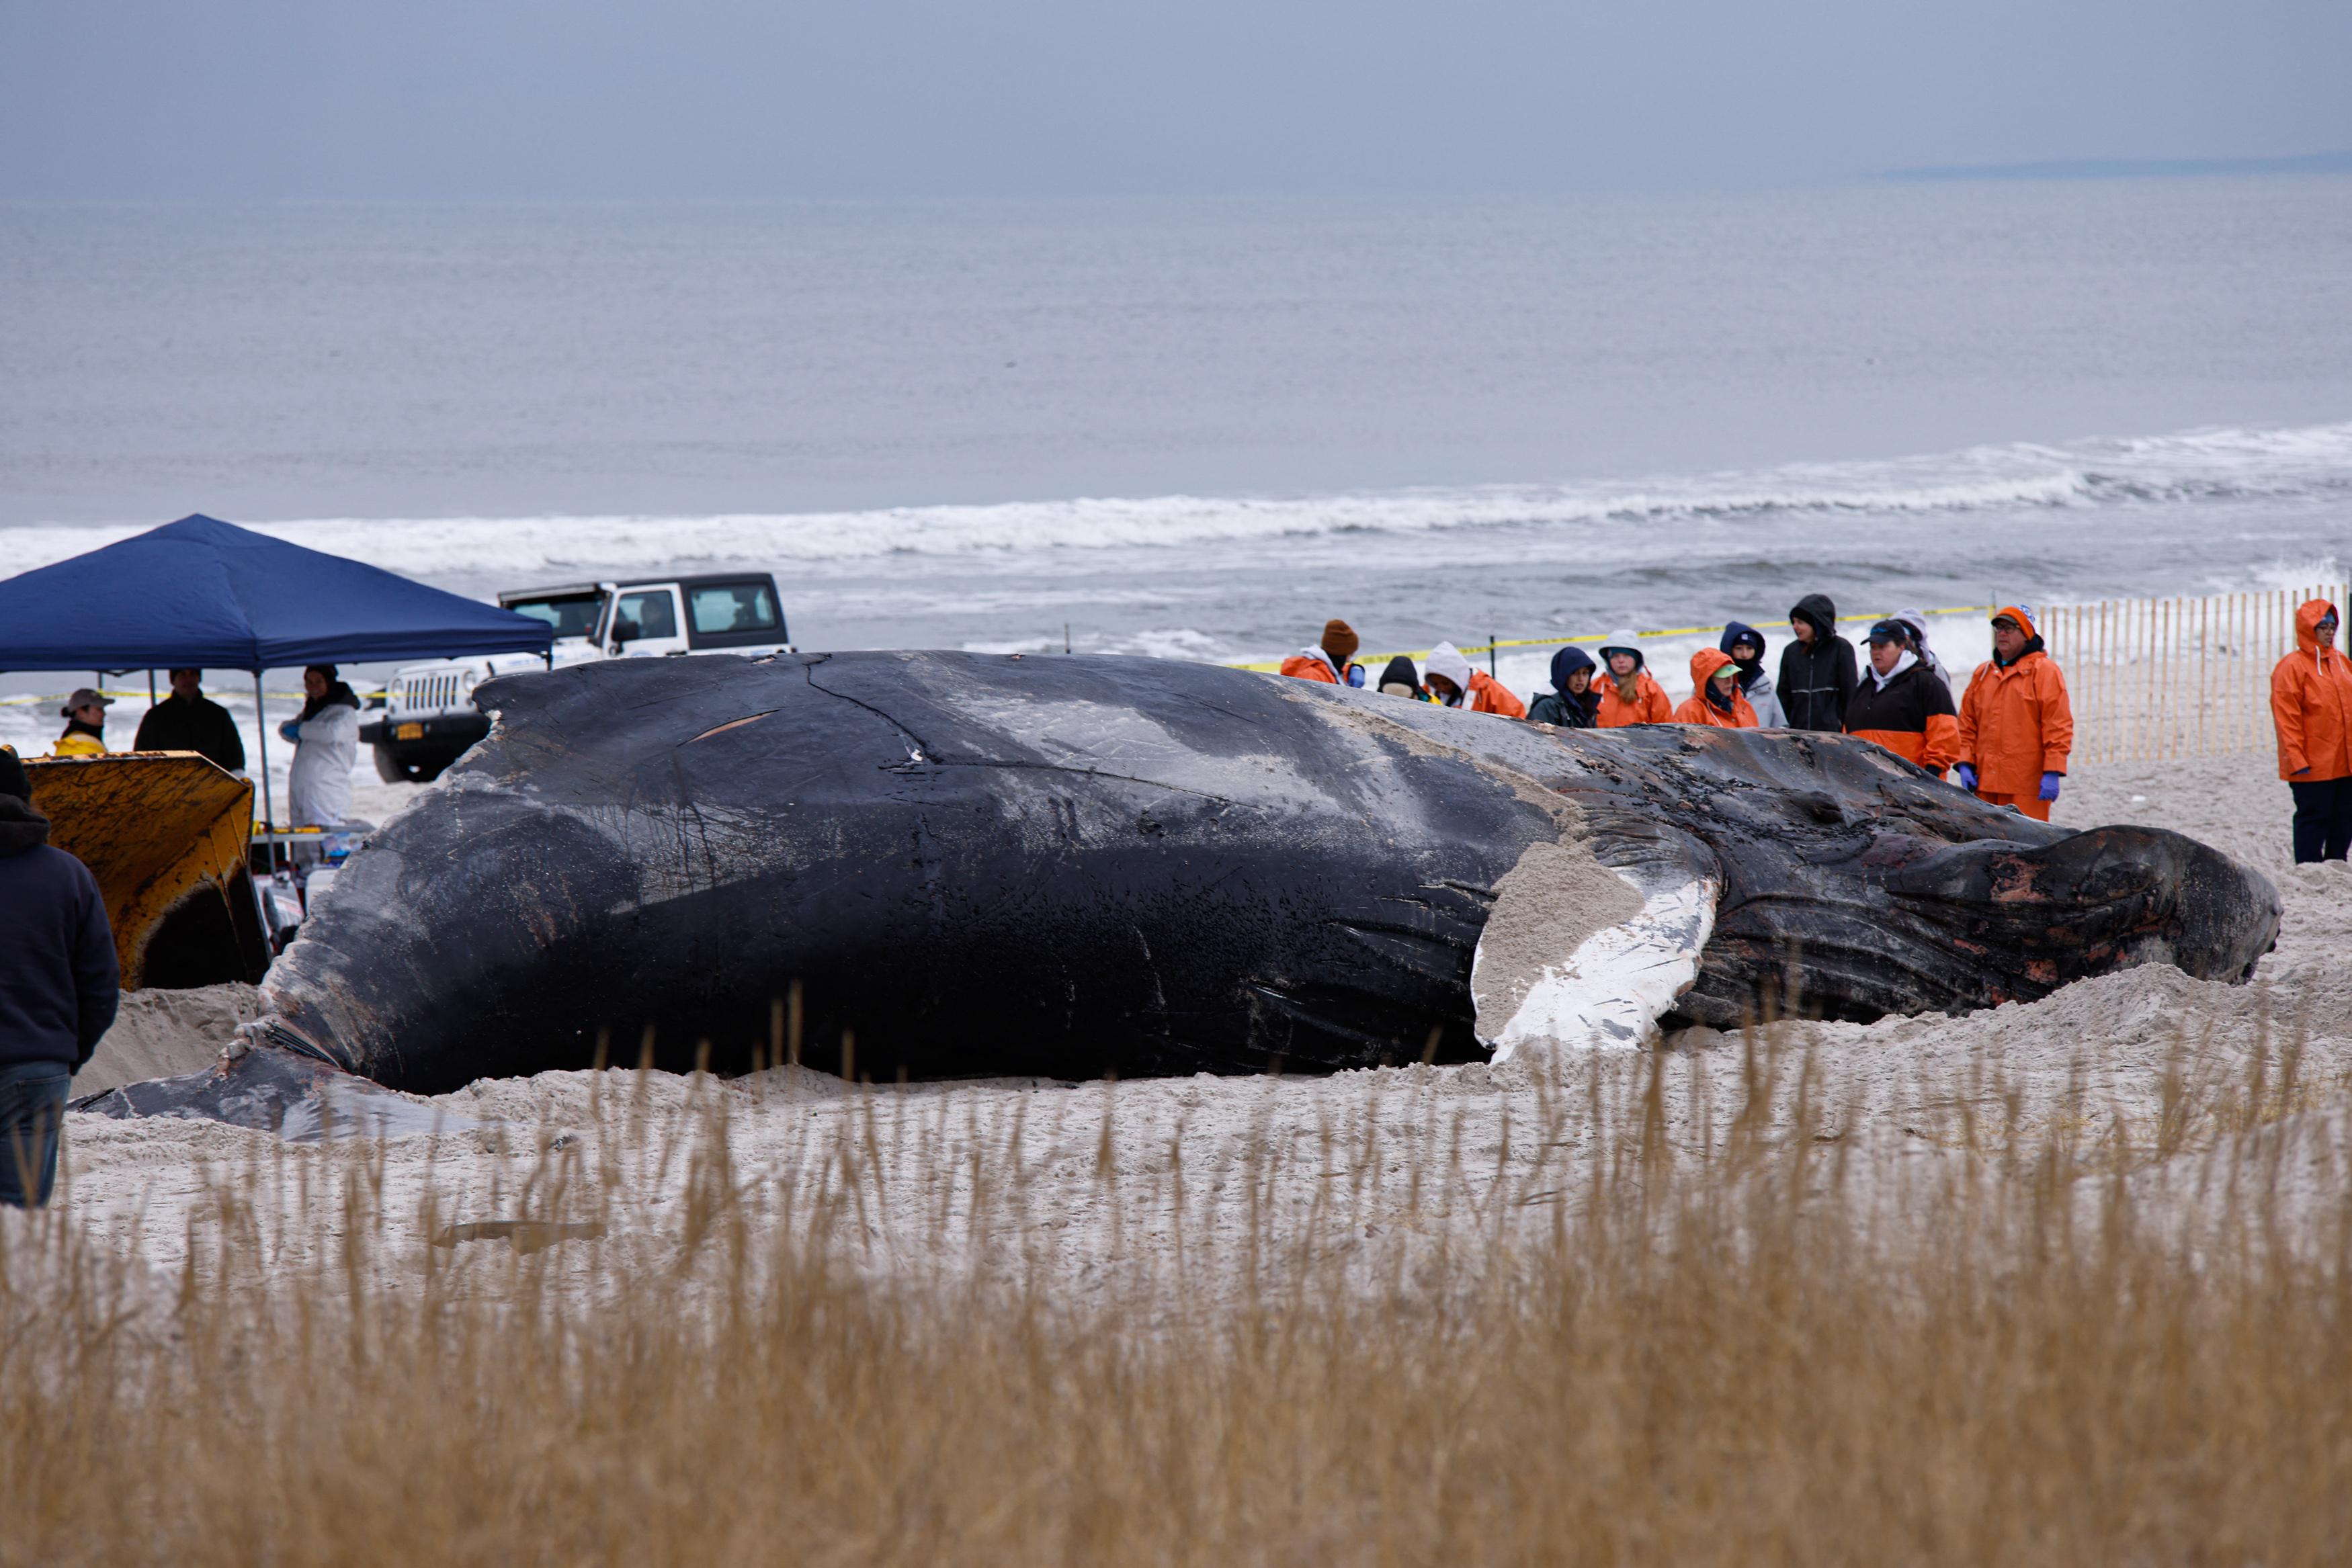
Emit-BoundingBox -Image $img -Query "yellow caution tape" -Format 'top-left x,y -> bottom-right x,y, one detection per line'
0,687 -> 385,708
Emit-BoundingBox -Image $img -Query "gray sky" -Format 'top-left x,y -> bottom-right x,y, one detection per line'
4,0 -> 2349,199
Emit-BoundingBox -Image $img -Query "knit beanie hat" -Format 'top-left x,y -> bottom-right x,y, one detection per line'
0,747 -> 28,801
1320,619 -> 1360,663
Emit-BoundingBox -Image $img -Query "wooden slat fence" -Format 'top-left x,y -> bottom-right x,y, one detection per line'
2038,584 -> 2347,764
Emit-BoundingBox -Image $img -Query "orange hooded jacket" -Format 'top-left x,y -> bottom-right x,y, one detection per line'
1956,605 -> 2073,795
1671,648 -> 1759,729
1592,633 -> 1675,726
1279,650 -> 1361,685
1595,673 -> 1673,726
1456,670 -> 1527,719
2271,599 -> 2352,783
1420,642 -> 1527,717
1593,653 -> 1673,726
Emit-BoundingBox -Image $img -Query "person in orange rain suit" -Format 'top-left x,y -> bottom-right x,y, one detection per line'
1593,629 -> 1674,727
2271,598 -> 2352,862
1421,642 -> 1527,718
1671,648 -> 1759,729
1279,619 -> 1366,687
1843,619 -> 1960,777
1955,604 -> 2072,822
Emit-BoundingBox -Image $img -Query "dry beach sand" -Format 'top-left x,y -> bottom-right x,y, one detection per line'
47,750 -> 2352,1306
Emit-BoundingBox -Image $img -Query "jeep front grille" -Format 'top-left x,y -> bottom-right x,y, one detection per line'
390,672 -> 466,717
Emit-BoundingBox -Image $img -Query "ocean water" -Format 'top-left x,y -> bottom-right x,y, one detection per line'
5,179 -> 2349,675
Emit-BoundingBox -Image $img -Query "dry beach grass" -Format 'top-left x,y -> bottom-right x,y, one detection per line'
10,754 -> 2352,1564
15,1024 -> 2352,1564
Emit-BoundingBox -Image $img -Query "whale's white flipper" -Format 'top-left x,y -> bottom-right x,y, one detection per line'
1468,834 -> 1718,1061
1480,873 -> 1716,1060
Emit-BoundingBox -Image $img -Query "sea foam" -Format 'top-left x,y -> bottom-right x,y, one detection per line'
7,421 -> 2349,585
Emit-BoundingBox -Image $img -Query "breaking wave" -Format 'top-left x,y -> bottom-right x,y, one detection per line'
10,421 -> 2351,583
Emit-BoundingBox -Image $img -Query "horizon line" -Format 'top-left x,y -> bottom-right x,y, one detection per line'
1883,150 -> 2352,183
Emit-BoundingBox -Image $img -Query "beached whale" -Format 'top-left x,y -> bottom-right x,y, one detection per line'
89,650 -> 2279,1124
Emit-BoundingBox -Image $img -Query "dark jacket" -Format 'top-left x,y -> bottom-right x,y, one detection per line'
133,693 -> 247,772
1527,647 -> 1601,728
297,682 -> 362,723
1844,660 -> 1961,774
1375,655 -> 1429,700
0,796 -> 119,1071
1779,594 -> 1859,732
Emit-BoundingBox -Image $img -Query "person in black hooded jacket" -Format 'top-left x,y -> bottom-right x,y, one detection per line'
0,748 -> 118,1207
1375,654 -> 1429,701
1779,593 -> 1859,732
1527,646 -> 1602,728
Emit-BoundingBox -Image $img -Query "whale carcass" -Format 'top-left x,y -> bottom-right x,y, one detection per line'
93,651 -> 2280,1121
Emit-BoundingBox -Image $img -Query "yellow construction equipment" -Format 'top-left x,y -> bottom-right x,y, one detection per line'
24,752 -> 271,990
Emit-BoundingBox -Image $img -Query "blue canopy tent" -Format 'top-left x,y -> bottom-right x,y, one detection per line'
0,513 -> 552,851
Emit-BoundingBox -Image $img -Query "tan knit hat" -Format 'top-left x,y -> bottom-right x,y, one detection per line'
1320,619 -> 1360,663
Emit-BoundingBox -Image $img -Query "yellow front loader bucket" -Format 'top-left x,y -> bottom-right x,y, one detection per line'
25,752 -> 272,991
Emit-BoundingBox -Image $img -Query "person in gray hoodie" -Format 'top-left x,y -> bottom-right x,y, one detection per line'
1890,606 -> 1949,685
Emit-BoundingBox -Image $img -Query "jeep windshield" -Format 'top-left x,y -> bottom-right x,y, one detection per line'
501,591 -> 606,640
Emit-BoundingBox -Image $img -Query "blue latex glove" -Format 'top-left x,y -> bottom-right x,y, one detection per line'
2039,771 -> 2062,803
1954,763 -> 1978,792
278,720 -> 301,743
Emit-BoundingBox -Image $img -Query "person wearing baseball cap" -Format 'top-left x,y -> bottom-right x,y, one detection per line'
1279,619 -> 1367,688
52,689 -> 112,758
1954,605 -> 2073,820
1671,648 -> 1759,730
1844,619 -> 1960,778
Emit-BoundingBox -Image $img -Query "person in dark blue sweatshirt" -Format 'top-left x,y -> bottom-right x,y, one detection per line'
1719,621 -> 1788,728
0,747 -> 118,1207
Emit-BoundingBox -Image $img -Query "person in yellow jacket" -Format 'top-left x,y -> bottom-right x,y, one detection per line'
1278,620 -> 1366,687
51,689 -> 112,757
2271,598 -> 2352,861
1421,642 -> 1527,718
1954,605 -> 2072,821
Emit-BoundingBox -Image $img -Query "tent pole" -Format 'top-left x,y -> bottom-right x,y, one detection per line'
148,670 -> 156,705
254,671 -> 276,875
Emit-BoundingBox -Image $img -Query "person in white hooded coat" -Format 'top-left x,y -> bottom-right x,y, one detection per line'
283,665 -> 362,828
1418,641 -> 1527,717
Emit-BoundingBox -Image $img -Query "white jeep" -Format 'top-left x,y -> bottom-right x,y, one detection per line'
361,574 -> 794,782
